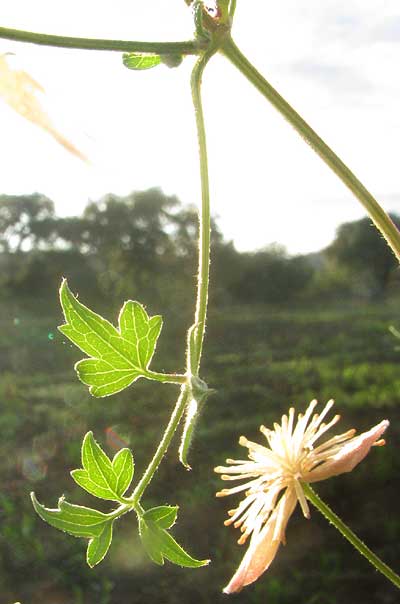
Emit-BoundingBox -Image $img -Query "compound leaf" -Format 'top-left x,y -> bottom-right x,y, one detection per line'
58,280 -> 163,397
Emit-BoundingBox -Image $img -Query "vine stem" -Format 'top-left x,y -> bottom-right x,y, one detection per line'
303,483 -> 400,590
132,47 -> 216,494
220,36 -> 400,263
229,0 -> 237,19
190,47 -> 216,375
144,370 -> 187,385
131,386 -> 190,504
0,25 -> 200,55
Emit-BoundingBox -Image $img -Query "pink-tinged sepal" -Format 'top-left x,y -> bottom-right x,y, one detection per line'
223,488 -> 297,594
307,420 -> 389,483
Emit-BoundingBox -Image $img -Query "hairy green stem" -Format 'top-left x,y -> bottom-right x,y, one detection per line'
190,48 -> 216,374
132,387 -> 190,503
129,47 -> 216,495
0,25 -> 200,54
303,483 -> 400,590
144,370 -> 187,385
220,36 -> 400,263
132,47 -> 216,487
106,498 -> 144,523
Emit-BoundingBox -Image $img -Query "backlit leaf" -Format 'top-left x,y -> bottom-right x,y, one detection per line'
112,448 -> 134,497
155,525 -> 209,568
139,511 -> 209,568
143,505 -> 178,530
139,517 -> 164,565
71,469 -> 116,501
87,520 -> 113,567
71,432 -> 134,501
31,493 -> 109,538
58,279 -> 163,396
123,53 -> 161,70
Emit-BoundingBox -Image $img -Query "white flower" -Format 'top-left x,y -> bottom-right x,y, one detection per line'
215,399 -> 389,594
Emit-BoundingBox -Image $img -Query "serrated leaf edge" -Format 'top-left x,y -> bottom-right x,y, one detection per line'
139,516 -> 209,569
31,492 -> 109,538
71,432 -> 134,502
58,279 -> 163,396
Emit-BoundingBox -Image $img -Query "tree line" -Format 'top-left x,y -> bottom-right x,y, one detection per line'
0,189 -> 399,314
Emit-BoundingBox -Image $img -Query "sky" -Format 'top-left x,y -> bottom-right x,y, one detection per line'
1,1 -> 400,254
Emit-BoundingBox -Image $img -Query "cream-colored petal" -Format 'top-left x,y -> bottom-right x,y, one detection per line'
214,462 -> 268,475
307,420 -> 389,483
223,488 -> 297,594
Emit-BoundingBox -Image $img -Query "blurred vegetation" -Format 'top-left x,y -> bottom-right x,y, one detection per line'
0,190 -> 399,603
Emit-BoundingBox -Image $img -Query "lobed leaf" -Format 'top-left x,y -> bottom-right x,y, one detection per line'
139,512 -> 209,568
71,432 -> 134,501
58,279 -> 163,396
31,493 -> 109,539
122,53 -> 161,70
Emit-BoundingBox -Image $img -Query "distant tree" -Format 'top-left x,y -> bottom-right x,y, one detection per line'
76,189 -> 188,305
0,188 -> 234,311
53,216 -> 91,252
0,194 -> 55,252
229,244 -> 314,304
72,188 -> 228,309
326,215 -> 400,296
79,188 -> 178,257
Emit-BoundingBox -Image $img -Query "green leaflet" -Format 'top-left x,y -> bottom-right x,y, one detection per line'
31,493 -> 110,539
58,279 -> 163,396
32,492 -> 114,567
139,518 -> 164,565
112,448 -> 135,496
71,432 -> 134,502
142,505 -> 178,529
123,53 -> 161,70
139,509 -> 209,568
87,521 -> 113,567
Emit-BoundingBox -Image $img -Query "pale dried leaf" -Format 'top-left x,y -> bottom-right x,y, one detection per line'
0,53 -> 88,163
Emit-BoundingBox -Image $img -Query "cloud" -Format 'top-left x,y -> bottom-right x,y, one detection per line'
287,60 -> 372,98
370,17 -> 400,43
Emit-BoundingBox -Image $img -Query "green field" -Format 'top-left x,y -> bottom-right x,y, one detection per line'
1,299 -> 399,604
